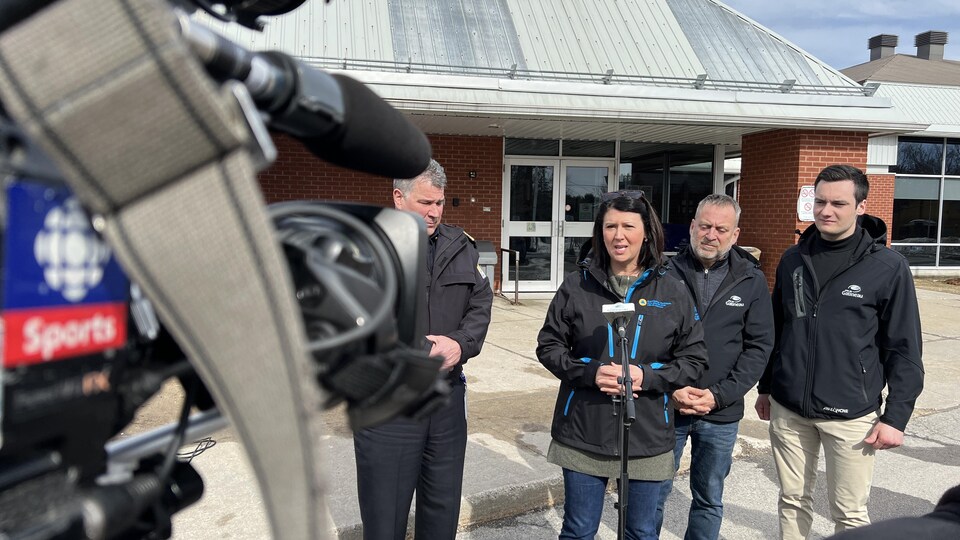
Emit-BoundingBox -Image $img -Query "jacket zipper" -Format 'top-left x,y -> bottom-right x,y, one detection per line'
799,250 -> 869,416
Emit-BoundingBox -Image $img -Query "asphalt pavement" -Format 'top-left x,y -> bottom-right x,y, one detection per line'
170,286 -> 960,539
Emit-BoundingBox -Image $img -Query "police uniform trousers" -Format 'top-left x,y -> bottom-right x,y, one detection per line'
354,379 -> 467,540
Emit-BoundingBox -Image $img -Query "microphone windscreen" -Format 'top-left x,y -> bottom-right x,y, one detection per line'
301,74 -> 432,179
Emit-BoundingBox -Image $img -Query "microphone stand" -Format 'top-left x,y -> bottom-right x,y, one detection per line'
613,317 -> 636,540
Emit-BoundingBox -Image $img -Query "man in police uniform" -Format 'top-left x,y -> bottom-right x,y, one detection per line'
353,159 -> 493,540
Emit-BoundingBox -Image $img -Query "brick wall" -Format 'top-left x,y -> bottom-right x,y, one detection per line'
868,173 -> 895,246
739,129 -> 868,288
258,132 -> 506,285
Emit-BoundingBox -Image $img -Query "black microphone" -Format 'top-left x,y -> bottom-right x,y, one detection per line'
179,17 -> 432,179
602,302 -> 636,338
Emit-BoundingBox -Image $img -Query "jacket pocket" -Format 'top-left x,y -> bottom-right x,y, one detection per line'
857,355 -> 869,402
792,268 -> 807,317
437,272 -> 476,287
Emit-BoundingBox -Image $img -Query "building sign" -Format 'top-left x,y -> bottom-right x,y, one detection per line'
797,185 -> 815,222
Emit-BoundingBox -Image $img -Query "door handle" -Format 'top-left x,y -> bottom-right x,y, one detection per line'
558,220 -> 564,238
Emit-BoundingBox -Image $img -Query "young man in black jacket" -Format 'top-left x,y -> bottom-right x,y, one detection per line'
755,165 -> 924,540
353,159 -> 493,540
655,194 -> 774,539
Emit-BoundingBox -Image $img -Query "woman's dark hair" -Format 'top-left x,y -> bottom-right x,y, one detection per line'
591,193 -> 665,272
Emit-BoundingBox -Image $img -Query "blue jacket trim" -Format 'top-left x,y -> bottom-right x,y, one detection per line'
580,357 -> 591,363
564,390 -> 575,416
607,324 -> 614,358
630,314 -> 644,359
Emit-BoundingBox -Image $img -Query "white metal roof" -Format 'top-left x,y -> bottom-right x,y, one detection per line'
194,1 -> 925,142
202,0 -> 859,90
871,82 -> 960,137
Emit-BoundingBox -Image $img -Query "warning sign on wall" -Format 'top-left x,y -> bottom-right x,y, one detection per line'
797,185 -> 815,222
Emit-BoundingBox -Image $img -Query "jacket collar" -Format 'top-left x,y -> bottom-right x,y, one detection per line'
797,214 -> 887,260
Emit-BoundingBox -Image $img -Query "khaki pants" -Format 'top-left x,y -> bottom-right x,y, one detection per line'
769,397 -> 879,540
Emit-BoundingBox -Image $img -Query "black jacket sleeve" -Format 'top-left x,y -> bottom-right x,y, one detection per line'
708,276 -> 775,409
536,280 -> 603,388
876,258 -> 924,431
757,266 -> 784,395
449,248 -> 493,362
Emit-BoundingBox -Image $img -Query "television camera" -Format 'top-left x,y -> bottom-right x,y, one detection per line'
0,0 -> 442,538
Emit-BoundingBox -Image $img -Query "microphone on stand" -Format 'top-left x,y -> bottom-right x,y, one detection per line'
602,302 -> 636,414
602,302 -> 636,337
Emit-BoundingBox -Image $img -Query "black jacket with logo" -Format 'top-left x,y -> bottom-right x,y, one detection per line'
427,223 -> 493,382
668,245 -> 774,423
758,215 -> 923,431
537,255 -> 707,458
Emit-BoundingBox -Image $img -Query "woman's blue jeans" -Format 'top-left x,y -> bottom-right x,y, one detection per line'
560,468 -> 664,540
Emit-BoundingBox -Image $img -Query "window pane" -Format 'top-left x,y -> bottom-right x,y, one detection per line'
506,236 -> 552,280
942,178 -> 960,243
562,140 -> 615,157
618,161 -> 665,219
947,139 -> 960,176
509,165 -> 554,221
892,176 -> 940,243
564,166 -> 608,223
505,138 -> 559,156
563,237 -> 590,274
897,137 -> 943,175
940,246 -> 960,267
668,149 -> 714,225
892,245 -> 936,266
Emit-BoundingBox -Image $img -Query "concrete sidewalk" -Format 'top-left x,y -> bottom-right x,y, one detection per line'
171,287 -> 960,539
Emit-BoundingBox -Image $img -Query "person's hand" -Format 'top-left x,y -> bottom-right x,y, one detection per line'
672,387 -> 714,415
426,335 -> 462,372
864,421 -> 904,450
755,394 -> 771,421
596,364 -> 643,397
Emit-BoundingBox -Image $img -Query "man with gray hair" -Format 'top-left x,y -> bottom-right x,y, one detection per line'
354,159 -> 492,540
656,194 -> 774,539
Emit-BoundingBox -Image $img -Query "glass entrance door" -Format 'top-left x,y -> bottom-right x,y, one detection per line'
503,158 -> 614,291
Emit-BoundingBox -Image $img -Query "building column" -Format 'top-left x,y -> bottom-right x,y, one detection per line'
738,129 -> 869,288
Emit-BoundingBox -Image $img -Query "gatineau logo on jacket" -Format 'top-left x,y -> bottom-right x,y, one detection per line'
842,284 -> 864,299
725,295 -> 745,307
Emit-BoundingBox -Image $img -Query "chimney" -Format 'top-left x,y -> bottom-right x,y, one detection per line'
915,30 -> 948,60
868,34 -> 898,61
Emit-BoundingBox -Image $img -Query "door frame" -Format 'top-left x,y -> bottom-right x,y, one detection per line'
501,157 -> 615,292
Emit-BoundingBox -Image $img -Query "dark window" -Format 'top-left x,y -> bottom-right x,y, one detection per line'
942,178 -> 960,243
562,140 -> 616,157
947,139 -> 960,176
509,165 -> 554,221
940,246 -> 960,267
668,148 -> 714,226
892,176 -> 940,243
505,138 -> 560,156
897,137 -> 943,175
892,245 -> 936,266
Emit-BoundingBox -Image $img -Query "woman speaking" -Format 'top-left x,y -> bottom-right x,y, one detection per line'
537,190 -> 708,539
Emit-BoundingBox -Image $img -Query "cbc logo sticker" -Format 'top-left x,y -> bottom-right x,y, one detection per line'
33,198 -> 112,302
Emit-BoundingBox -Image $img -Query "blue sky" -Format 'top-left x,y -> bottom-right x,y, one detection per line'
718,0 -> 959,69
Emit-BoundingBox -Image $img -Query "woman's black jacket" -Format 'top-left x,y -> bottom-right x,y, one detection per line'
537,256 -> 707,458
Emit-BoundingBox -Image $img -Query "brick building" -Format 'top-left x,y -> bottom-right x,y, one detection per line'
210,0 -> 939,292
